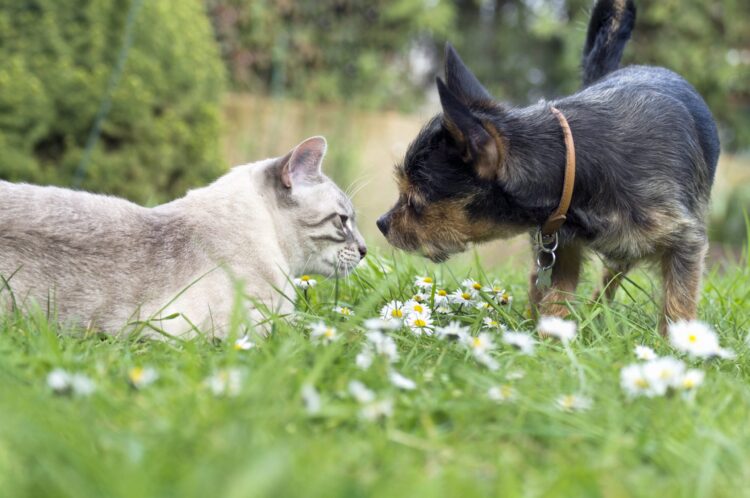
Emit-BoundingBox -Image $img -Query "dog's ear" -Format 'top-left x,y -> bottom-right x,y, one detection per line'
437,78 -> 500,180
444,42 -> 492,104
280,136 -> 327,188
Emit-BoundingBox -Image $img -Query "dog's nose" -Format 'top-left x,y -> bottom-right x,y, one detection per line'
358,243 -> 367,259
376,214 -> 390,236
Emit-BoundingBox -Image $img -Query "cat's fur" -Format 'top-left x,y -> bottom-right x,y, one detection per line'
0,136 -> 365,338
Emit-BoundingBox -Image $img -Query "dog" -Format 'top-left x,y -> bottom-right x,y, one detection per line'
376,0 -> 719,332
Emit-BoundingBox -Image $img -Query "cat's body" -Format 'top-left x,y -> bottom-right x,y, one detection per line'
0,137 -> 365,338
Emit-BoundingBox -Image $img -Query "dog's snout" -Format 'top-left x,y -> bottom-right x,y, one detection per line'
376,214 -> 391,236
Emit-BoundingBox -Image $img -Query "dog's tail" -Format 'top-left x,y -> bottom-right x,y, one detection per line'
581,0 -> 636,87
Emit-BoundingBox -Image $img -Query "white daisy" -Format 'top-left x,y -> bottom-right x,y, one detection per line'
464,332 -> 496,355
301,384 -> 322,415
506,370 -> 525,380
363,318 -> 401,331
620,363 -> 655,398
435,305 -> 452,314
128,366 -> 159,389
435,321 -> 469,341
497,291 -> 513,306
482,316 -> 504,330
502,331 -> 536,355
482,281 -> 505,296
411,292 -> 431,303
359,399 -> 394,421
537,316 -> 577,342
348,380 -> 376,403
405,312 -> 433,335
309,321 -> 339,343
355,349 -> 374,370
475,301 -> 494,312
556,393 -> 592,412
389,371 -> 417,390
365,331 -> 399,363
634,345 -> 657,361
404,299 -> 432,317
433,288 -> 451,305
462,278 -> 483,293
642,356 -> 686,394
332,305 -> 354,317
293,275 -> 317,289
47,369 -> 71,394
680,368 -> 705,391
233,335 -> 255,351
668,320 -> 723,358
487,385 -> 516,402
414,275 -> 436,289
69,374 -> 96,397
380,300 -> 406,321
450,289 -> 476,306
205,368 -> 243,397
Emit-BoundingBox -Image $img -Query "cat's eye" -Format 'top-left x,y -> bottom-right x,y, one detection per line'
339,214 -> 349,228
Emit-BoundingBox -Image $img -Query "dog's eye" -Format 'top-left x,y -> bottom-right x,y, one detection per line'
339,214 -> 349,228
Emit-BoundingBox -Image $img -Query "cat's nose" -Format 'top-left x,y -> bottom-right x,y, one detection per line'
376,214 -> 390,236
358,243 -> 367,259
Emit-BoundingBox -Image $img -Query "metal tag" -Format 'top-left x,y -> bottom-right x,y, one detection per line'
536,267 -> 552,289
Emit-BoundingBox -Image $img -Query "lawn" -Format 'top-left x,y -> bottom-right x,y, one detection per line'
1,249 -> 749,498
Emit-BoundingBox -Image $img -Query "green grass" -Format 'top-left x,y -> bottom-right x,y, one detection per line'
2,251 -> 750,498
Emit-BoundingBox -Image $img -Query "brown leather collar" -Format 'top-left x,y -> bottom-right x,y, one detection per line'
541,106 -> 576,236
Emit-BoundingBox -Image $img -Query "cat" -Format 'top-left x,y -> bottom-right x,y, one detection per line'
0,136 -> 366,338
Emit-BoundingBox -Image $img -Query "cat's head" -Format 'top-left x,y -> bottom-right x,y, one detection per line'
272,136 -> 366,277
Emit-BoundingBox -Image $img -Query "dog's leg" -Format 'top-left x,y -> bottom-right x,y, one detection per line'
659,239 -> 708,335
530,242 -> 583,318
593,262 -> 632,302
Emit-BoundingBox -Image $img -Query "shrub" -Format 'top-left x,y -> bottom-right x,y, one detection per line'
0,0 -> 226,204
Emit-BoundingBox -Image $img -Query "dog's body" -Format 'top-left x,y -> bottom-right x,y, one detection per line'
377,0 -> 718,331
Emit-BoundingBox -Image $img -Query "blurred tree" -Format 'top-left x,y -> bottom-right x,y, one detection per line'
206,0 -> 455,110
452,0 -> 749,151
208,0 -> 748,151
0,0 -> 226,203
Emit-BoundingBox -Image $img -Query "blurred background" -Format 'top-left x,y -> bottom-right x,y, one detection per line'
0,0 -> 748,266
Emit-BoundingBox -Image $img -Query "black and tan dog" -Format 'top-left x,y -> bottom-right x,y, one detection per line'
376,0 -> 719,332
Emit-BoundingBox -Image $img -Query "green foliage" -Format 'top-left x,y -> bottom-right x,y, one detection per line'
453,0 -> 749,151
0,0 -> 226,204
206,0 -> 455,110
1,253 -> 750,496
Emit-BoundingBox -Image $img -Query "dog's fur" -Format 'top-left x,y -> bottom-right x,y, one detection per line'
377,0 -> 719,331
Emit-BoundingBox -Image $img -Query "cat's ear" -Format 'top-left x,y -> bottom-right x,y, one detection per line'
281,136 -> 327,188
444,43 -> 492,104
437,77 -> 500,180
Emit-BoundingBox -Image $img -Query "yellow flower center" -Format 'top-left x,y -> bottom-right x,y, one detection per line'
414,319 -> 427,328
233,342 -> 243,351
413,304 -> 424,313
488,320 -> 497,327
462,292 -> 471,300
472,282 -> 482,290
129,367 -> 144,383
324,329 -> 335,338
683,379 -> 695,389
391,309 -> 403,318
561,396 -> 574,408
438,289 -> 447,296
659,370 -> 671,379
301,275 -> 311,281
635,378 -> 649,388
688,334 -> 697,343
423,277 -> 433,284
340,307 -> 351,315
472,337 -> 483,348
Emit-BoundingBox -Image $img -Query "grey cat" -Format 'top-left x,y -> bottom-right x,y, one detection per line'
0,136 -> 366,338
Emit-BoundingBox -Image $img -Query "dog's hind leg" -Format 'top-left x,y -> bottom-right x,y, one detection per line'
593,262 -> 632,302
529,242 -> 583,319
659,237 -> 708,335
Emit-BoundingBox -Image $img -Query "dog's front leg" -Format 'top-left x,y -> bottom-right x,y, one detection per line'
529,242 -> 583,319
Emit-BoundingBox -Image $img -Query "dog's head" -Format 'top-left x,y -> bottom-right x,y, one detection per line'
377,44 -> 530,262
